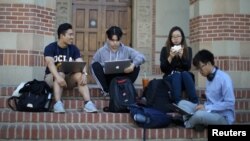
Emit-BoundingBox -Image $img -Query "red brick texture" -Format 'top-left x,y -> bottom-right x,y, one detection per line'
190,14 -> 250,43
0,3 -> 55,35
0,49 -> 44,66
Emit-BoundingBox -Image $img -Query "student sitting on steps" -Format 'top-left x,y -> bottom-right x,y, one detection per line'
44,23 -> 97,113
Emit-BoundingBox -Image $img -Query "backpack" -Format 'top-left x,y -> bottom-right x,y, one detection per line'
142,79 -> 174,113
8,79 -> 53,112
128,104 -> 172,141
105,77 -> 137,113
129,104 -> 172,128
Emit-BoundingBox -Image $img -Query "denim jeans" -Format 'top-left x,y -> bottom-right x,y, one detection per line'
178,100 -> 228,128
164,71 -> 198,104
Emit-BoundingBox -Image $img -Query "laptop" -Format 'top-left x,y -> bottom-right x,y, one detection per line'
170,103 -> 194,116
104,59 -> 131,74
58,61 -> 86,74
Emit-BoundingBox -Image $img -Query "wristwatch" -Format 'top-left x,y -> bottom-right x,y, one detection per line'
83,72 -> 88,76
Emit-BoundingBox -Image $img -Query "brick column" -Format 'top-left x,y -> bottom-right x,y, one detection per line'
0,0 -> 56,86
190,0 -> 250,88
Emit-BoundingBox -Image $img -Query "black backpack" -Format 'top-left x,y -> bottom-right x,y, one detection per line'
8,79 -> 53,112
142,79 -> 174,113
105,77 -> 137,113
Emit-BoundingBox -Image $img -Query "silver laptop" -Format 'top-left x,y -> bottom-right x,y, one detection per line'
58,62 -> 86,74
104,59 -> 131,74
170,103 -> 194,116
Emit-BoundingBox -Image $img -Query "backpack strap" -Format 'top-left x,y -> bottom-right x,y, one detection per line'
7,96 -> 19,111
162,79 -> 174,103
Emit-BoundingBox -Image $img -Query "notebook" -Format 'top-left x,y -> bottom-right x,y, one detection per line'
58,61 -> 86,74
104,59 -> 131,74
170,103 -> 194,116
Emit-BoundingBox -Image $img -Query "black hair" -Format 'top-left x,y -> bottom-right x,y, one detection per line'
164,26 -> 189,59
166,26 -> 186,47
193,49 -> 215,68
57,23 -> 72,39
106,26 -> 123,41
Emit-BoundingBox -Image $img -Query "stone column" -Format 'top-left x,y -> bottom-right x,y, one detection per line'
56,0 -> 72,30
0,0 -> 56,86
190,0 -> 250,88
132,0 -> 153,76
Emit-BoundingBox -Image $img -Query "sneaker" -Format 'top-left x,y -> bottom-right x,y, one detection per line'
100,90 -> 109,97
170,113 -> 184,127
84,101 -> 98,113
53,101 -> 65,113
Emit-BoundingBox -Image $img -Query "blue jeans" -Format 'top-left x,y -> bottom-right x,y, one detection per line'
178,100 -> 228,128
164,71 -> 198,104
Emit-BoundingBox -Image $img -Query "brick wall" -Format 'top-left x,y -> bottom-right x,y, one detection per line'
214,56 -> 250,71
190,14 -> 250,71
0,2 -> 56,86
0,3 -> 56,67
0,3 -> 55,35
0,49 -> 44,67
190,14 -> 250,43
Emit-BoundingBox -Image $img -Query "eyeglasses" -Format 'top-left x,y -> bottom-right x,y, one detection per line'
197,64 -> 207,71
171,35 -> 182,39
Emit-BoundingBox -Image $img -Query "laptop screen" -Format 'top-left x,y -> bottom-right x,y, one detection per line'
58,62 -> 86,74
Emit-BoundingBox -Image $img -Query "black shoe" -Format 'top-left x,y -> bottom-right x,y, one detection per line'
171,114 -> 184,127
103,106 -> 110,112
194,124 -> 205,132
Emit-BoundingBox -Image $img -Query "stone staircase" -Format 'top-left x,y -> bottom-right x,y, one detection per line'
0,84 -> 249,140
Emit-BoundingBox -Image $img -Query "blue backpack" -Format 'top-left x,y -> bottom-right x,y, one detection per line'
129,104 -> 172,141
129,104 -> 172,129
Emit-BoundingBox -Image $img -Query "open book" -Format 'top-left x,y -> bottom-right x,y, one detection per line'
170,103 -> 194,116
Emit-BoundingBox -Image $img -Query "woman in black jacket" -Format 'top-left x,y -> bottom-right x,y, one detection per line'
160,26 -> 198,104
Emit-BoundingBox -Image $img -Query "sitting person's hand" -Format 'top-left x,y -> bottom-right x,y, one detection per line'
55,75 -> 67,87
195,104 -> 204,111
178,47 -> 184,57
124,63 -> 135,73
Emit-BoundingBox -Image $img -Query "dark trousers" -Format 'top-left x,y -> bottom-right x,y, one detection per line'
92,62 -> 140,93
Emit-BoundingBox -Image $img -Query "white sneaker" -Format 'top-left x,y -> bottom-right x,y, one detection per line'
53,101 -> 65,113
84,101 -> 98,113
